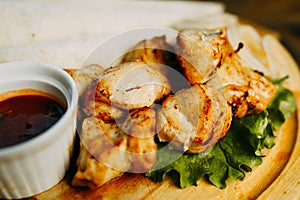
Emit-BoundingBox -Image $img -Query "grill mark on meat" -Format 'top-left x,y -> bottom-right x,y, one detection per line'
234,42 -> 244,53
125,86 -> 142,92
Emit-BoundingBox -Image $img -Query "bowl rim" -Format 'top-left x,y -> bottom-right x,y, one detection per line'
0,61 -> 78,158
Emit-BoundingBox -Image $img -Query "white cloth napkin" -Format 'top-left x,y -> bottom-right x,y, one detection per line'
0,0 -> 226,68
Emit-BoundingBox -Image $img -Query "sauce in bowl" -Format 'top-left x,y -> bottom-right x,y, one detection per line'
0,90 -> 66,148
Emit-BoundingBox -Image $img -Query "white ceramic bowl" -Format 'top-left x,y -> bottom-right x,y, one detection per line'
0,61 -> 78,199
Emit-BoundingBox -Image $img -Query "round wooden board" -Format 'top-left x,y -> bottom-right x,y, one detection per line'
31,116 -> 299,200
1,1 -> 299,199
32,37 -> 300,200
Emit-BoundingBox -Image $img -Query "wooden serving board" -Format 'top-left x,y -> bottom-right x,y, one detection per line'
31,36 -> 300,200
2,1 -> 299,199
30,113 -> 299,200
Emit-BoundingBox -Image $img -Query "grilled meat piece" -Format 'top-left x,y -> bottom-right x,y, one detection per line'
208,47 -> 277,118
157,84 -> 232,154
64,64 -> 105,96
176,29 -> 227,85
72,107 -> 157,188
72,117 -> 130,189
95,60 -> 170,110
176,29 -> 277,118
81,80 -> 126,121
122,35 -> 189,92
121,107 -> 157,173
122,35 -> 175,75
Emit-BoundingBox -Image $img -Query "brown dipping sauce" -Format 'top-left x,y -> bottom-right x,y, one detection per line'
0,91 -> 66,148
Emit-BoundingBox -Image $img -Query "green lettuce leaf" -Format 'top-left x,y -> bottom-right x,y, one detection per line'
146,79 -> 296,189
268,76 -> 297,129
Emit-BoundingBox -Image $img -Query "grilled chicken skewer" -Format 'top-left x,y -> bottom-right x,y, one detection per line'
176,29 -> 277,118
73,58 -> 166,188
122,35 -> 190,92
72,117 -> 130,189
64,64 -> 105,96
81,59 -> 171,122
94,60 -> 170,110
81,80 -> 126,121
72,27 -> 278,188
176,29 -> 227,85
157,83 -> 232,154
121,35 -> 175,77
157,29 -> 276,153
208,51 -> 277,118
121,107 -> 157,173
72,107 -> 157,188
